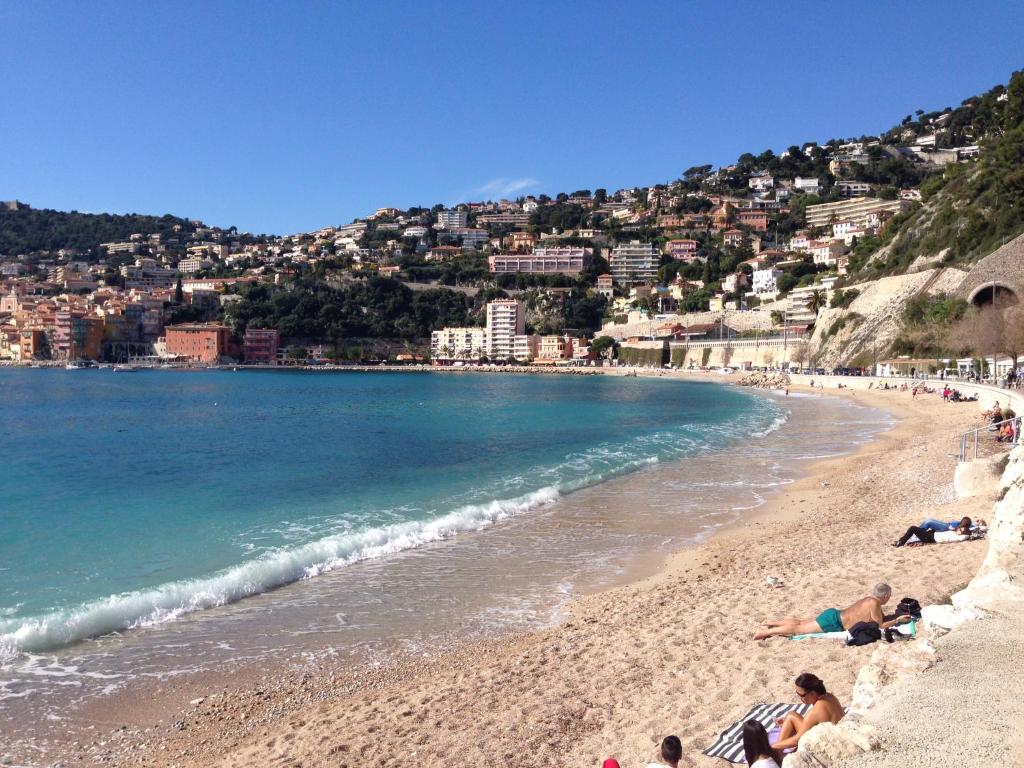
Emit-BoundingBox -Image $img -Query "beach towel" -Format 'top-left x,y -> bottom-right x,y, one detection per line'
789,619 -> 917,641
703,703 -> 809,763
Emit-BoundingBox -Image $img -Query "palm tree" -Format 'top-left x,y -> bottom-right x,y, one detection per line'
806,290 -> 825,315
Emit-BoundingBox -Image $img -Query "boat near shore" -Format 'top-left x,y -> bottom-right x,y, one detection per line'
112,365 -> 139,373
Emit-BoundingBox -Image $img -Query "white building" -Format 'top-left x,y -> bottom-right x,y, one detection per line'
836,181 -> 872,197
402,225 -> 428,238
748,173 -> 774,192
177,257 -> 213,274
486,299 -> 526,360
810,239 -> 847,266
513,334 -> 540,361
722,272 -> 748,293
436,209 -> 469,229
431,327 -> 486,362
609,241 -> 659,285
439,227 -> 489,250
752,268 -> 782,296
794,177 -> 821,195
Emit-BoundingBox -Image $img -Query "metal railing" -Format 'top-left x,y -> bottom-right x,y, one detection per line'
956,416 -> 1022,462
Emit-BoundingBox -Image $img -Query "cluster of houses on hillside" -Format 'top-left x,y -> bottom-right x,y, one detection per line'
0,125 -> 986,364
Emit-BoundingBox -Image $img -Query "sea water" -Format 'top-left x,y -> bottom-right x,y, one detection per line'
0,369 -> 891,745
0,369 -> 777,656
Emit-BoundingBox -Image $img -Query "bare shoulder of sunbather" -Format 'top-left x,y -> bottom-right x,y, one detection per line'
838,596 -> 881,627
814,693 -> 844,725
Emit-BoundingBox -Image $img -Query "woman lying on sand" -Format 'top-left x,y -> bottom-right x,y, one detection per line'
753,583 -> 912,640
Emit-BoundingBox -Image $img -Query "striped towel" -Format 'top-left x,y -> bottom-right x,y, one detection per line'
703,702 -> 810,763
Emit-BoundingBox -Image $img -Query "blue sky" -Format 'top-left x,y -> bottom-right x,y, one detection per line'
2,1 -> 1022,234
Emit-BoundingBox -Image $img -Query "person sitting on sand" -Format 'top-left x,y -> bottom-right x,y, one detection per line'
894,517 -> 973,547
982,402 -> 1003,422
997,419 -> 1017,443
646,735 -> 684,768
753,583 -> 911,639
743,720 -> 782,767
771,673 -> 844,751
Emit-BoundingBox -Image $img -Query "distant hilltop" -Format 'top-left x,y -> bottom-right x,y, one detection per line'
2,200 -> 30,211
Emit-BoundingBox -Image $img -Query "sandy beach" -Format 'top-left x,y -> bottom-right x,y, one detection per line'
40,381 -> 996,768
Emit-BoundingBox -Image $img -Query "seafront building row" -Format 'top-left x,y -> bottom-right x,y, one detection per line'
431,299 -> 594,364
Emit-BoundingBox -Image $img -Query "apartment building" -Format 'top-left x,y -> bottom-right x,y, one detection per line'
436,209 -> 469,229
794,177 -> 821,195
488,247 -> 588,275
665,239 -> 699,260
431,326 -> 486,362
485,299 -> 525,360
477,212 -> 531,227
609,241 -> 659,285
810,239 -> 848,266
751,267 -> 782,296
836,181 -> 873,197
513,334 -> 540,361
438,227 -> 489,249
804,197 -> 905,229
178,257 -> 213,274
243,328 -> 280,364
538,335 -> 573,361
164,323 -> 232,363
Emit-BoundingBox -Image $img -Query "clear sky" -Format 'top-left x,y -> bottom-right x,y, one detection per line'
2,1 -> 1022,235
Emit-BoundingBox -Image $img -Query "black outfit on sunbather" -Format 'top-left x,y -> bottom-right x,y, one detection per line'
895,525 -> 936,546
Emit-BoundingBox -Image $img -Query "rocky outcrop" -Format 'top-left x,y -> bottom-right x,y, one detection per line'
737,372 -> 790,388
809,267 -> 968,370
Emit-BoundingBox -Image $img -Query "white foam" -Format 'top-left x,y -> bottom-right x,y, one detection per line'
0,486 -> 564,659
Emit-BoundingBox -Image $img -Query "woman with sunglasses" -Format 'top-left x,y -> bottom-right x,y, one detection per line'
771,673 -> 844,752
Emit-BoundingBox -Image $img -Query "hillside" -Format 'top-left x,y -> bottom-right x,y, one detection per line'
0,207 -> 200,257
3,69 -> 1023,369
852,70 -> 1024,277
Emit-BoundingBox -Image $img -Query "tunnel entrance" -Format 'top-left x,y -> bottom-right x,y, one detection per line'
969,282 -> 1019,308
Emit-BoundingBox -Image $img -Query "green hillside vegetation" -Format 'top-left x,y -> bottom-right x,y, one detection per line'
225,277 -> 476,342
0,208 -> 198,256
860,71 -> 1024,275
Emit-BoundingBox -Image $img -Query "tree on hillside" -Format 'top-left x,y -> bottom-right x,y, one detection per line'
805,290 -> 826,315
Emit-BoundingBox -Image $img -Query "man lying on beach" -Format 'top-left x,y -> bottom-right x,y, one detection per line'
770,673 -> 844,751
753,583 -> 911,639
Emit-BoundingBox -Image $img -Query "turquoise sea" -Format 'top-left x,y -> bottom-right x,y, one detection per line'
0,369 -> 895,752
0,369 -> 781,658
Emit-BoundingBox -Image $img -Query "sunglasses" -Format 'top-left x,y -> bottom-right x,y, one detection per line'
796,690 -> 810,699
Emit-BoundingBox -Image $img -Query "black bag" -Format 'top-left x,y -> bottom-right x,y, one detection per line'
846,621 -> 882,646
894,597 -> 922,618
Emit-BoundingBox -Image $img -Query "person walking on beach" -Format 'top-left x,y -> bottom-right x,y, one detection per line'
770,673 -> 844,751
753,583 -> 911,639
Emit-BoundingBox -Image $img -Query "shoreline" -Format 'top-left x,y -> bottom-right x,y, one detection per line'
1,376 -> 862,759
4,379 -> 996,767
